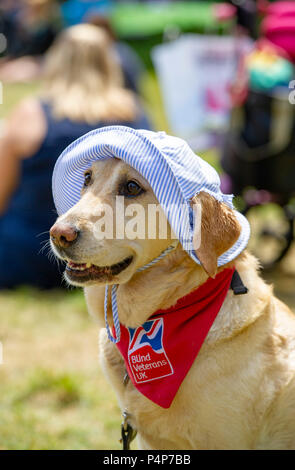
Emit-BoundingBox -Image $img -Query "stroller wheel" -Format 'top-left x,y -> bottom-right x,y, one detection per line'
244,202 -> 295,269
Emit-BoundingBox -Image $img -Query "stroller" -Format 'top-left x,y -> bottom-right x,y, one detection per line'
222,1 -> 295,268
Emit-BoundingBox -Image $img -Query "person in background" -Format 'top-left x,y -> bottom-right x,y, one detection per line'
0,0 -> 62,82
87,14 -> 145,93
6,0 -> 61,58
0,1 -> 22,57
60,0 -> 113,27
230,0 -> 258,39
0,24 -> 151,289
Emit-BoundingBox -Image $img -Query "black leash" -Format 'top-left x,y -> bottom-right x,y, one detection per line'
120,410 -> 137,451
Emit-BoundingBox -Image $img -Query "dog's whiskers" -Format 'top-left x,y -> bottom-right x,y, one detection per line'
38,239 -> 65,271
62,271 -> 78,290
36,230 -> 50,238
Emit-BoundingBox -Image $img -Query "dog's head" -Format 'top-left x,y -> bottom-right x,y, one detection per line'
50,158 -> 241,286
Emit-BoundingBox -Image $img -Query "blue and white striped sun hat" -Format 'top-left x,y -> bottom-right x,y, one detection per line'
52,125 -> 250,267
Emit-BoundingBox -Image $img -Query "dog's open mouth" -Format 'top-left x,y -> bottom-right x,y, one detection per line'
65,256 -> 133,283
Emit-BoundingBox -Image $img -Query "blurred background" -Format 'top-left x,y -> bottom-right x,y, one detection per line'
0,0 -> 295,450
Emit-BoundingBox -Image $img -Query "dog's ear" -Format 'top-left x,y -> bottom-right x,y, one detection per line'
191,191 -> 241,278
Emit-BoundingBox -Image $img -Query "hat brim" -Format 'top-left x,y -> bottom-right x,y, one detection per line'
52,126 -> 250,268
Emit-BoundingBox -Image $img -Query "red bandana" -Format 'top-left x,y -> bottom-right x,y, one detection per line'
114,268 -> 235,408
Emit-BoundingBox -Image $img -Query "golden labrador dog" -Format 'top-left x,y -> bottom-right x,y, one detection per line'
50,158 -> 295,450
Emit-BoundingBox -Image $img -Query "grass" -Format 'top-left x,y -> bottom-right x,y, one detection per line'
0,287 -> 122,450
0,81 -> 40,118
0,77 -> 295,450
0,80 -> 123,450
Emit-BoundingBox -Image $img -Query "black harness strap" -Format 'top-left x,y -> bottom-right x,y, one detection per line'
230,270 -> 248,295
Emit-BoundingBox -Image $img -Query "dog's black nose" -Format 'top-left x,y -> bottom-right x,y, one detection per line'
50,222 -> 79,249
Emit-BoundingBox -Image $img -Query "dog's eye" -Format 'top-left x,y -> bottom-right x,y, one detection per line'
83,171 -> 92,187
120,180 -> 144,198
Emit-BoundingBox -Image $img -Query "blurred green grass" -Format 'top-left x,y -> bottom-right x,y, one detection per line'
0,287 -> 122,449
0,81 -> 40,118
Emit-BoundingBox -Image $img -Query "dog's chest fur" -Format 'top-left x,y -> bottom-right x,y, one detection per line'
87,253 -> 295,450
